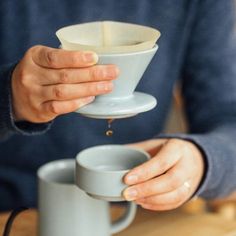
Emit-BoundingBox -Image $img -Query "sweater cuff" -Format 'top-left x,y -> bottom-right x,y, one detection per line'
154,133 -> 229,200
0,63 -> 52,136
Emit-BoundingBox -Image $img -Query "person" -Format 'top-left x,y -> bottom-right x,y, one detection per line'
0,0 -> 236,212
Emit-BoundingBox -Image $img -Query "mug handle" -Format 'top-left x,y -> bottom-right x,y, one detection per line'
110,202 -> 137,234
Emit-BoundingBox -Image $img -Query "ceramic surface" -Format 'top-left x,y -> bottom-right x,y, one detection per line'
78,91 -> 157,119
76,145 -> 150,201
76,45 -> 158,119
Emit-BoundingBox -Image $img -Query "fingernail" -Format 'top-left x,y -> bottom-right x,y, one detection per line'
123,188 -> 138,201
83,52 -> 98,63
125,175 -> 138,185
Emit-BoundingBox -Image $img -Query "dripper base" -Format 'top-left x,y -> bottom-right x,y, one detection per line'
76,92 -> 157,119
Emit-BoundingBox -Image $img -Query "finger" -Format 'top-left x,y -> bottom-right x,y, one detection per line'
43,96 -> 95,116
135,181 -> 191,206
38,65 -> 119,85
41,81 -> 113,101
123,163 -> 191,201
32,46 -> 98,69
124,139 -> 182,185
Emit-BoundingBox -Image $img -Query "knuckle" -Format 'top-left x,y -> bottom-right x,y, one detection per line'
70,54 -> 78,65
19,69 -> 31,87
27,45 -> 46,61
59,69 -> 69,83
46,50 -> 57,67
17,67 -> 27,79
49,101 -> 60,115
90,67 -> 99,81
53,85 -> 67,99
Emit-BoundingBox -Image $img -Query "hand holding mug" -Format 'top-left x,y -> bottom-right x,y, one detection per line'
123,138 -> 205,211
11,45 -> 119,123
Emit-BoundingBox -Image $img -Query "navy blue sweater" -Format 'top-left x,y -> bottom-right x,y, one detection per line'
1,0 -> 236,211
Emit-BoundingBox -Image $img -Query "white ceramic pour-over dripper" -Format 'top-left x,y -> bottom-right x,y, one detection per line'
56,21 -> 160,119
76,45 -> 158,119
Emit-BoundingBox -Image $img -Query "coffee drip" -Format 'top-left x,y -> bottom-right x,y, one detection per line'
106,119 -> 114,137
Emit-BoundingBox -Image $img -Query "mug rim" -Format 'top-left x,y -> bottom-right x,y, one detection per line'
76,144 -> 150,174
38,159 -> 75,186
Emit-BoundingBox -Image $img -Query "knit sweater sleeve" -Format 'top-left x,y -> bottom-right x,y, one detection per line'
0,63 -> 52,141
156,0 -> 236,199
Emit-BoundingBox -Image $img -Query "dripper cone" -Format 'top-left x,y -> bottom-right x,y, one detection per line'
76,45 -> 158,119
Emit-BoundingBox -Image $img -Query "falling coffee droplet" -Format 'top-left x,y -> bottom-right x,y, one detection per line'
105,119 -> 115,137
106,130 -> 113,136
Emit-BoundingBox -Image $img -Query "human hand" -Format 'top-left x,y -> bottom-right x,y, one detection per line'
123,139 -> 204,211
11,45 -> 119,123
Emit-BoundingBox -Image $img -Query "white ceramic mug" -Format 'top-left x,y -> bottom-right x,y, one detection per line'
38,159 -> 137,236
